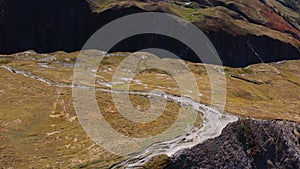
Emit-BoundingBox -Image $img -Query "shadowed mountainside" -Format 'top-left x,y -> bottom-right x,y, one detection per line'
0,0 -> 300,67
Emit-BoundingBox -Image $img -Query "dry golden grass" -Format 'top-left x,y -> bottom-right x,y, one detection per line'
0,51 -> 299,168
0,64 -> 121,168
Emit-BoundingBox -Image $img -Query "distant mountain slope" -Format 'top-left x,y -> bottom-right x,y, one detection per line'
89,0 -> 300,39
0,0 -> 300,67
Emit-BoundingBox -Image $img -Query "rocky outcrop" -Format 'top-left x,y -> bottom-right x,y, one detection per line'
0,0 -> 299,67
166,119 -> 300,169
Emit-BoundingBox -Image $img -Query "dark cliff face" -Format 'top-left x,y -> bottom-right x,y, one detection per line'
0,0 -> 299,67
0,0 -> 92,53
0,0 -> 146,54
206,31 -> 300,67
166,119 -> 300,169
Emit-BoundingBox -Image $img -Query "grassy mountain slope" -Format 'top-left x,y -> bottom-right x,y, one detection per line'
0,51 -> 299,168
88,0 -> 300,46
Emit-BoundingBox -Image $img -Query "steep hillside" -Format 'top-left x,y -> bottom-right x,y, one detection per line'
0,0 -> 300,67
0,51 -> 299,168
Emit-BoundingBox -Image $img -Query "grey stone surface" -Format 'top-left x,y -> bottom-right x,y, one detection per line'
166,119 -> 300,169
